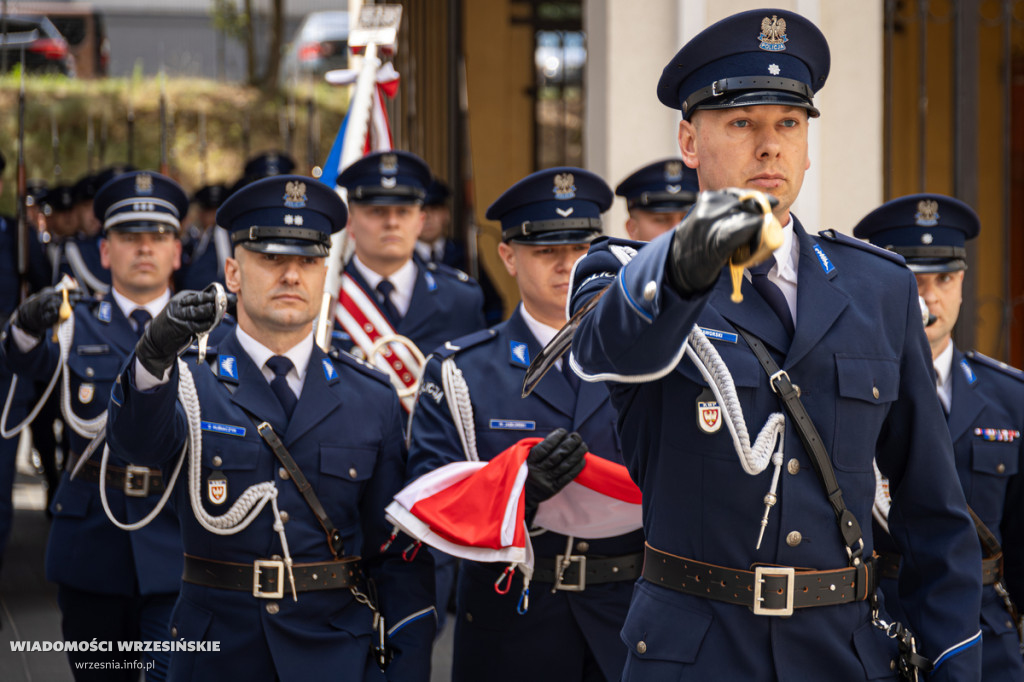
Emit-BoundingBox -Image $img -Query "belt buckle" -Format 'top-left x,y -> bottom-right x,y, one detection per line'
253,559 -> 285,599
553,554 -> 586,592
752,565 -> 795,616
124,465 -> 151,498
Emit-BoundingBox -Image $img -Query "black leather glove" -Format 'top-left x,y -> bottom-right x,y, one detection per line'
12,287 -> 88,338
524,428 -> 587,521
136,289 -> 221,378
667,189 -> 779,296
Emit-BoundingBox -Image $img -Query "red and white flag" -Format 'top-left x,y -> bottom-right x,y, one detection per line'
384,438 -> 643,579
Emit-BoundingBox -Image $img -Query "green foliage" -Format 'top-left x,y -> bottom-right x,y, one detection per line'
209,0 -> 249,43
0,75 -> 350,214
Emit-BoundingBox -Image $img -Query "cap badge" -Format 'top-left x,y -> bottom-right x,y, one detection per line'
758,15 -> 788,52
135,173 -> 153,195
768,63 -> 781,75
284,181 -> 307,208
555,207 -> 574,217
379,153 -> 398,176
381,176 -> 398,188
664,161 -> 683,182
915,199 -> 939,226
921,233 -> 933,245
553,172 -> 576,200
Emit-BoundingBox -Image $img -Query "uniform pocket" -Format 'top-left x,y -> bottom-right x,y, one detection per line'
834,355 -> 900,472
620,581 -> 712,665
851,620 -> 900,680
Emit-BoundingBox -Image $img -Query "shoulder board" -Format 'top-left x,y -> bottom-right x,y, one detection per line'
817,229 -> 906,266
965,351 -> 1024,383
431,328 -> 498,360
425,260 -> 474,284
333,350 -> 393,387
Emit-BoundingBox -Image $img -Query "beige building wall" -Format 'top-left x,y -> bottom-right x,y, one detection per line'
585,0 -> 884,237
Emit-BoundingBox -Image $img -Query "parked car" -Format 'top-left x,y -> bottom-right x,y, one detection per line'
280,10 -> 350,85
0,14 -> 75,76
11,2 -> 108,77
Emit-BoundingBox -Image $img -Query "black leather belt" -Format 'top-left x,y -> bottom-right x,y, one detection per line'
877,550 -> 1001,585
532,551 -> 643,591
183,554 -> 360,599
642,543 -> 875,616
67,452 -> 164,498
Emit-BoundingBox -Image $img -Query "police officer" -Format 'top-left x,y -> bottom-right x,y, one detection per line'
571,9 -> 982,681
54,173 -> 111,296
230,151 -> 297,194
855,194 -> 1024,680
105,175 -> 437,682
2,171 -> 193,680
407,167 -> 642,682
335,150 -> 486,370
174,183 -> 231,292
615,158 -> 698,242
416,177 -> 506,325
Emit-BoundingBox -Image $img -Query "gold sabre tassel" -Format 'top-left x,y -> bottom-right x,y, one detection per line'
52,288 -> 73,342
728,191 -> 785,303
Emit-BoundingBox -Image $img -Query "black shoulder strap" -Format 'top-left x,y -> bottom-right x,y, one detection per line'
734,325 -> 866,565
253,420 -> 346,558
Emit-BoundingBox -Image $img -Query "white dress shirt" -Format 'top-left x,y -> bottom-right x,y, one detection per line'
933,339 -> 954,413
519,303 -> 563,369
352,255 -> 418,318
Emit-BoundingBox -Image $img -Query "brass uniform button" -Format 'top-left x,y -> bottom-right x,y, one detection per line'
787,459 -> 800,475
211,456 -> 223,467
465,612 -> 474,623
265,602 -> 279,615
85,367 -> 95,378
280,511 -> 289,523
786,531 -> 802,546
279,467 -> 289,480
349,467 -> 358,479
575,541 -> 589,553
636,641 -> 647,655
170,626 -> 178,638
872,386 -> 880,399
997,463 -> 1006,474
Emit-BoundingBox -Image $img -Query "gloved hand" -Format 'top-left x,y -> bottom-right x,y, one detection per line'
12,287 -> 88,338
524,428 -> 587,520
667,189 -> 779,296
136,289 -> 222,378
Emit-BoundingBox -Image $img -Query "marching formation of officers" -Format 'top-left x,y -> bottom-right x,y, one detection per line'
0,7 -> 1022,682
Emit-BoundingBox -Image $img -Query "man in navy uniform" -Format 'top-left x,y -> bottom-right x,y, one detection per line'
2,171 -> 193,679
106,175 -> 437,682
407,167 -> 642,682
175,183 -> 231,292
416,177 -> 506,325
615,158 -> 698,242
571,9 -> 983,681
335,151 -> 486,386
855,194 -> 1024,680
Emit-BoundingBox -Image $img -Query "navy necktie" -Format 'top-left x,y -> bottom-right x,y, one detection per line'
129,309 -> 152,340
266,356 -> 298,420
749,259 -> 795,337
376,279 -> 403,324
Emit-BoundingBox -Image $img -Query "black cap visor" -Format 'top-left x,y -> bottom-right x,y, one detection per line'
685,89 -> 819,120
104,221 -> 180,236
239,239 -> 329,257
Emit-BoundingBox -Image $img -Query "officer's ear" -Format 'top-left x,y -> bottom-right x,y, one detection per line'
678,118 -> 699,171
224,255 -> 241,295
498,241 -> 517,278
99,237 -> 110,269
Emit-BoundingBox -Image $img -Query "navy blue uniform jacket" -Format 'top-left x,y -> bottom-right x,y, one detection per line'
106,329 -> 436,682
876,347 -> 1024,680
1,296 -> 186,597
571,221 -> 983,681
408,306 -> 642,681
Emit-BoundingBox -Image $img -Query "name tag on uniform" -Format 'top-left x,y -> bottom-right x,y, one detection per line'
200,421 -> 246,437
699,327 -> 737,344
489,419 -> 536,431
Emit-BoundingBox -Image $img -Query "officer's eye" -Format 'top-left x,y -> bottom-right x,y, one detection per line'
262,253 -> 280,262
938,273 -> 954,284
731,120 -> 750,128
302,257 -> 319,266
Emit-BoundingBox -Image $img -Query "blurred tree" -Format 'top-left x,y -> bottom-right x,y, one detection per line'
210,0 -> 286,90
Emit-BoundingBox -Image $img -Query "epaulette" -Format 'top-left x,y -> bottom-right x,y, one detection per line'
965,351 -> 1024,383
431,328 -> 498,360
817,229 -> 906,266
333,349 -> 393,387
425,260 -> 473,284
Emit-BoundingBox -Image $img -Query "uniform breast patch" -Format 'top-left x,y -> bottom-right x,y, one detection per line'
812,244 -> 835,274
200,421 -> 246,437
322,358 -> 337,381
698,327 -> 738,344
509,341 -> 530,367
218,355 -> 239,380
489,419 -> 536,431
974,428 -> 1020,443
